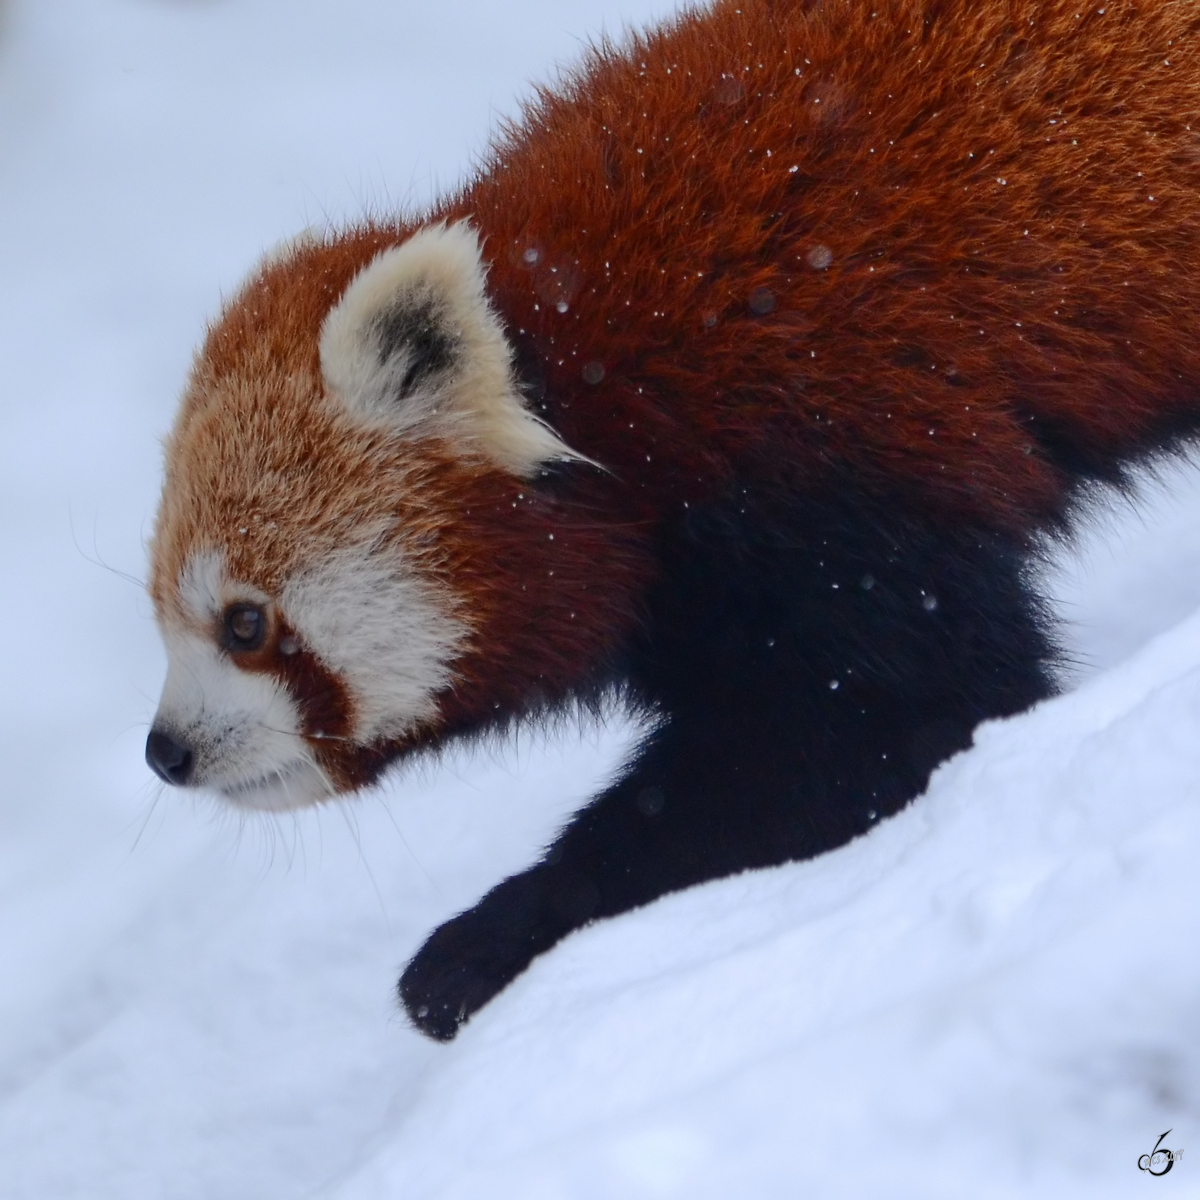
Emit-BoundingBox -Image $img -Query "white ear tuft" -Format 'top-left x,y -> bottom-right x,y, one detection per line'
319,222 -> 586,476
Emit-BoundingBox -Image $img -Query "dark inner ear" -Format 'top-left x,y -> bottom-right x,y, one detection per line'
373,296 -> 458,397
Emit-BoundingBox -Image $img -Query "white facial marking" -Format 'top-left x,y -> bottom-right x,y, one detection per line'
178,548 -> 226,621
154,624 -> 332,811
319,221 -> 595,476
152,541 -> 466,810
280,536 -> 468,744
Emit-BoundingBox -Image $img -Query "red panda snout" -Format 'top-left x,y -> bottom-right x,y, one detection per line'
149,551 -> 327,808
149,528 -> 469,809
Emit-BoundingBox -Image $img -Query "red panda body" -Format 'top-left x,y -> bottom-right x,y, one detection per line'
148,0 -> 1200,1039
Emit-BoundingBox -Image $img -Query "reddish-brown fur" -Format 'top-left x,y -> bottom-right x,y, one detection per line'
158,0 -> 1200,785
457,0 -> 1200,532
152,0 -> 1200,1038
461,0 -> 1200,523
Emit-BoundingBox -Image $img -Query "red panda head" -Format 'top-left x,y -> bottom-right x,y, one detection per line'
147,221 -> 639,810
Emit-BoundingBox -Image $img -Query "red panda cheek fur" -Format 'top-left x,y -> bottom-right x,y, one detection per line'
149,0 -> 1200,1039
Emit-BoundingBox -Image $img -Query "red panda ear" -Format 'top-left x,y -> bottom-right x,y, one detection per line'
319,222 -> 586,476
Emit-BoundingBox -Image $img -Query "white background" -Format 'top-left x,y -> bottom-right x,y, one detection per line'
1,1 -> 1199,1195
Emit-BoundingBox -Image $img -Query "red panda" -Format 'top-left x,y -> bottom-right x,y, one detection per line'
147,0 -> 1200,1039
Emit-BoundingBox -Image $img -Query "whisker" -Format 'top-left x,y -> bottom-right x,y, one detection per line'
375,793 -> 439,895
338,803 -> 393,928
68,503 -> 147,589
290,807 -> 308,878
129,781 -> 166,851
256,721 -> 353,744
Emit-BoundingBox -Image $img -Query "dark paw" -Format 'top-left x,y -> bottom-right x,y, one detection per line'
399,926 -> 515,1040
398,872 -> 562,1041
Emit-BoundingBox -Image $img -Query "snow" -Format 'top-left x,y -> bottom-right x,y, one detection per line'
1,1 -> 1199,1195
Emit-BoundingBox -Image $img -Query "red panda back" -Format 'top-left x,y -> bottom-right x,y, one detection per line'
440,0 -> 1200,531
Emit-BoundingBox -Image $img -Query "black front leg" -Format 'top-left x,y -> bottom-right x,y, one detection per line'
398,861 -> 588,1041
400,693 -> 832,1042
400,486 -> 1056,1040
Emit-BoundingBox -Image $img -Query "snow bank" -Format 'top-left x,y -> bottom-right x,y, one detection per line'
330,607 -> 1200,1200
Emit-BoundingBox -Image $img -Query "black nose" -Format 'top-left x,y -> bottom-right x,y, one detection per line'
145,728 -> 194,786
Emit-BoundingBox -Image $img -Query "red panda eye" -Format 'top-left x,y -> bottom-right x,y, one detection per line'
223,604 -> 266,651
